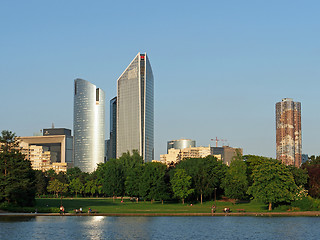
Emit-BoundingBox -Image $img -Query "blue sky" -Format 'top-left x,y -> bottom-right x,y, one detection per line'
1,0 -> 319,159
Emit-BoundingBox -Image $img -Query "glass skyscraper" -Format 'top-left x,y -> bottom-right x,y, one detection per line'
116,53 -> 154,162
108,96 -> 117,160
73,78 -> 105,172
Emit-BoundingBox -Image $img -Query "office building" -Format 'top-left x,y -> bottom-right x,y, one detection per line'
107,96 -> 117,160
18,127 -> 73,173
276,98 -> 302,167
74,78 -> 105,172
211,146 -> 243,166
167,139 -> 196,153
116,53 -> 154,162
43,128 -> 73,163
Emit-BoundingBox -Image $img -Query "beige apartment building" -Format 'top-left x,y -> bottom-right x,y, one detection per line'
21,145 -> 68,173
18,133 -> 72,173
160,146 -> 222,166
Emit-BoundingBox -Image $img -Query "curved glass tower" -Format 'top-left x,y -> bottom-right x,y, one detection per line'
117,52 -> 154,162
74,78 -> 105,172
167,139 -> 196,153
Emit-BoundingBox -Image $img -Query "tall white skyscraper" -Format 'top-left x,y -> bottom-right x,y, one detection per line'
73,78 -> 105,172
116,52 -> 154,162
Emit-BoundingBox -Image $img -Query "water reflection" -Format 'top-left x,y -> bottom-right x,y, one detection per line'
110,217 -> 150,239
71,216 -> 151,239
0,216 -> 320,240
83,216 -> 106,240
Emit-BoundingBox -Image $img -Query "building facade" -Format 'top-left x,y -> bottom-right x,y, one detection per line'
167,139 -> 196,153
211,146 -> 243,166
107,96 -> 117,160
18,131 -> 72,173
160,148 -> 182,165
160,146 -> 222,166
116,53 -> 154,162
276,98 -> 302,167
74,78 -> 105,172
43,128 -> 73,164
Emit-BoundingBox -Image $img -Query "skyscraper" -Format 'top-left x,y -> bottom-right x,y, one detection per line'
276,98 -> 302,167
73,78 -> 105,172
116,52 -> 154,162
108,96 -> 117,160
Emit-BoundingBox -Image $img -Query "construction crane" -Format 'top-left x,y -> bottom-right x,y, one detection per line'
210,137 -> 227,147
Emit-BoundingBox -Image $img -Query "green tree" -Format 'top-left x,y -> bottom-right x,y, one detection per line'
34,170 -> 48,197
66,167 -> 83,183
244,155 -> 272,185
56,172 -> 68,184
0,130 -> 18,151
176,156 -> 227,204
118,150 -> 144,171
117,151 -> 144,199
287,165 -> 308,187
84,180 -> 98,197
171,169 -> 194,204
247,159 -> 297,210
47,179 -> 69,198
100,159 -> 125,200
69,178 -> 83,197
125,165 -> 143,199
222,159 -> 248,200
45,169 -> 57,181
0,130 -> 36,206
139,162 -> 169,203
90,170 -> 103,196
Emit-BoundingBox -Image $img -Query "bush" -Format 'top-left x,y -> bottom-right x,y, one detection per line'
273,204 -> 291,212
291,196 -> 319,211
0,202 -> 59,213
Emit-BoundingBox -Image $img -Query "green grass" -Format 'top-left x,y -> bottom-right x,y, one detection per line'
35,198 -> 269,214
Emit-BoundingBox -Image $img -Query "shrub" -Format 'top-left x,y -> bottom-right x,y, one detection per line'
0,202 -> 59,213
291,196 -> 319,211
273,204 -> 290,212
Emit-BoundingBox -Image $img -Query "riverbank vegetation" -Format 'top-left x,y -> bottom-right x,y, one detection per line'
2,130 -> 320,213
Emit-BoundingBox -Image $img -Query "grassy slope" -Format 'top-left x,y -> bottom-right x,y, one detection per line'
35,198 -> 268,214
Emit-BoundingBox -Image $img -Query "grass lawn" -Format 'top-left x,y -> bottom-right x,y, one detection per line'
35,198 -> 269,214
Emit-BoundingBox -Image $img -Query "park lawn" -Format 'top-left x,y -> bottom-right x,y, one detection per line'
35,198 -> 268,214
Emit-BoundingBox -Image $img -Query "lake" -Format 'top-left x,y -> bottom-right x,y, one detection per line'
0,216 -> 319,240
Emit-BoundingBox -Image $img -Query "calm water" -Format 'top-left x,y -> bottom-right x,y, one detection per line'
0,216 -> 319,240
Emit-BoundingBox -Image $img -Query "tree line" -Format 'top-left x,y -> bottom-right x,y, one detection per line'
1,130 -> 320,210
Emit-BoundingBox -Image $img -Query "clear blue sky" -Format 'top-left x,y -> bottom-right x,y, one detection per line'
1,0 -> 319,159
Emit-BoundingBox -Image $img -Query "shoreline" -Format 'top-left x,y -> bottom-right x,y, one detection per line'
1,211 -> 320,217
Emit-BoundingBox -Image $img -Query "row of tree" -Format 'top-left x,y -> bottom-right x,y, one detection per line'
35,152 -> 227,205
1,130 -> 320,210
35,152 -> 313,210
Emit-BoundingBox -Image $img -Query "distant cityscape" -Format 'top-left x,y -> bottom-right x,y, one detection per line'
15,53 -> 306,173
